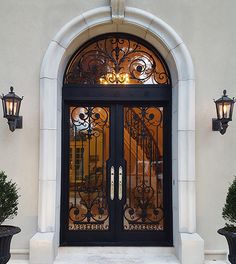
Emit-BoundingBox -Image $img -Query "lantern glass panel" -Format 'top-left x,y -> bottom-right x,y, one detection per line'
5,99 -> 20,116
223,102 -> 231,119
2,100 -> 7,117
217,102 -> 231,120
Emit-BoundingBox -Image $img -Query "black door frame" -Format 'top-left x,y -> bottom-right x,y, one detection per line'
60,84 -> 172,246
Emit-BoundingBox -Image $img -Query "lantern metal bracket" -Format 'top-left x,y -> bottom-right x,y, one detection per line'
7,116 -> 23,132
16,116 -> 23,129
212,118 -> 228,135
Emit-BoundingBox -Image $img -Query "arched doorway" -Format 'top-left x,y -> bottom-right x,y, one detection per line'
30,6 -> 204,264
60,33 -> 172,246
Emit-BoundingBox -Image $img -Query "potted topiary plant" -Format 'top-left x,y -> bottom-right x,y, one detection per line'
0,171 -> 20,264
218,176 -> 236,264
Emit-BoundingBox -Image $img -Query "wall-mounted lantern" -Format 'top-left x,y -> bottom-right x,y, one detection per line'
1,86 -> 23,132
212,90 -> 235,135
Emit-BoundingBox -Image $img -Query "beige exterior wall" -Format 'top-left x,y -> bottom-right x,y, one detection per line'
0,0 -> 236,256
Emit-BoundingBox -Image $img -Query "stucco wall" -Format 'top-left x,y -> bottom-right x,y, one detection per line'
0,0 -> 236,254
128,0 -> 236,253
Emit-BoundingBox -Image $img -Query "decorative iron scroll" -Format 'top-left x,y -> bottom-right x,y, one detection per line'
64,34 -> 170,85
123,106 -> 164,231
69,106 -> 110,231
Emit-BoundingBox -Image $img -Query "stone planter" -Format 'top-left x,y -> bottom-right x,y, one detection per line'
218,228 -> 236,264
0,226 -> 21,264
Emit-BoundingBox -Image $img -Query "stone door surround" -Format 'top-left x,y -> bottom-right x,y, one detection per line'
30,3 -> 204,264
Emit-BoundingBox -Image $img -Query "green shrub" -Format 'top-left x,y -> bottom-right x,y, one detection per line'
0,171 -> 19,225
222,177 -> 236,231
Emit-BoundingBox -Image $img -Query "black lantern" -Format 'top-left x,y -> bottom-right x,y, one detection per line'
212,90 -> 235,135
1,86 -> 23,132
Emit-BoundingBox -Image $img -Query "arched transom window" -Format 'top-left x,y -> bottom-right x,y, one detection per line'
64,34 -> 170,85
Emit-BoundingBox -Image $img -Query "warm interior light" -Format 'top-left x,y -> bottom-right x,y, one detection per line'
218,103 -> 231,119
223,103 -> 230,118
100,72 -> 130,84
6,100 -> 17,116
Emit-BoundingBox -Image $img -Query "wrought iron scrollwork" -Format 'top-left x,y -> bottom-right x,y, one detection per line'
64,34 -> 170,85
69,106 -> 110,231
123,106 -> 164,231
71,106 -> 109,139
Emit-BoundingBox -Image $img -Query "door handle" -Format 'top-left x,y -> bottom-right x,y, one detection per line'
110,166 -> 115,200
118,166 -> 122,200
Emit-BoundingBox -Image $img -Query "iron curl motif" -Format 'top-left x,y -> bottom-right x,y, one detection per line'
123,183 -> 164,230
71,106 -> 109,139
69,106 -> 109,230
64,34 -> 170,85
123,106 -> 164,231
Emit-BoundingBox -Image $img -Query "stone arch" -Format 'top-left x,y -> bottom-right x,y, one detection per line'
30,5 -> 203,264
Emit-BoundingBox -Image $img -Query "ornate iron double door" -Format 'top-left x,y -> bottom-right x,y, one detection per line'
61,97 -> 172,246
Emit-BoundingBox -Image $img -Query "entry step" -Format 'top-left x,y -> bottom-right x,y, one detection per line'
54,247 -> 179,264
8,261 -> 228,264
8,247 -> 228,264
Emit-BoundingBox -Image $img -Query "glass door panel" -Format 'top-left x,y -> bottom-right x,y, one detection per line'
69,106 -> 110,231
123,106 -> 164,231
61,102 -> 172,245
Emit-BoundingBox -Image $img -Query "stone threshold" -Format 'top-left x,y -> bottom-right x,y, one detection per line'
8,260 -> 227,264
54,247 -> 179,264
52,247 -> 227,264
8,247 -> 228,264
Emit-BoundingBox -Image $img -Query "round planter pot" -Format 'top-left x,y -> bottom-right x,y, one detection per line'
218,228 -> 236,264
0,226 -> 21,264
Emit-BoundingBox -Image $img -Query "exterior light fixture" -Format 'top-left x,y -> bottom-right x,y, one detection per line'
1,86 -> 23,132
212,90 -> 235,135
